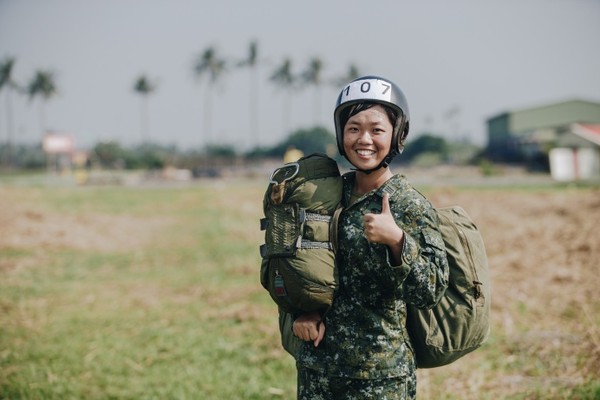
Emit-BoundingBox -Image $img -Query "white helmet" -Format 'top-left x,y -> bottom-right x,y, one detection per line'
334,75 -> 410,171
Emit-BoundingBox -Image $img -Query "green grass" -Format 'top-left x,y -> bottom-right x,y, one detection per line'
0,179 -> 297,399
1,176 -> 598,399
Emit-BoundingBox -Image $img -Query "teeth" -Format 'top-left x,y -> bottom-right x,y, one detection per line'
357,150 -> 375,156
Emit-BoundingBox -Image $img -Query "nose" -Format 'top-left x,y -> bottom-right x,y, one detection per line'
357,130 -> 373,144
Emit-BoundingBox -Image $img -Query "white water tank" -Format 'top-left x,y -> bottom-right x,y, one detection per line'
549,147 -> 599,181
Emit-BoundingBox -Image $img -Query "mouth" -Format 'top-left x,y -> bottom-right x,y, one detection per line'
355,149 -> 376,158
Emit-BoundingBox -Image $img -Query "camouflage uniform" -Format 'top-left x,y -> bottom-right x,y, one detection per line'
296,172 -> 449,399
298,365 -> 414,399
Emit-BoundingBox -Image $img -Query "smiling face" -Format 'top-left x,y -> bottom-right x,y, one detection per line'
342,104 -> 394,173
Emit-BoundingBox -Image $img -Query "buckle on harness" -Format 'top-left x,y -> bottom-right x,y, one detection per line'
270,162 -> 300,185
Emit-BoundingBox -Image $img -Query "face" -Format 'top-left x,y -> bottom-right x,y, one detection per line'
342,105 -> 394,172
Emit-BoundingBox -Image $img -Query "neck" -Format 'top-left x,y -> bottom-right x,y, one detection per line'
353,167 -> 394,195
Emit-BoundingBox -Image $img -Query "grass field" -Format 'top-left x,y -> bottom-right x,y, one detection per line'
1,172 -> 599,399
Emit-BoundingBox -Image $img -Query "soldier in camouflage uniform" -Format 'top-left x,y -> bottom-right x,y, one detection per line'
293,76 -> 449,399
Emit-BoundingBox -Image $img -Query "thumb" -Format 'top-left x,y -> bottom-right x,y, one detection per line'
314,321 -> 326,347
381,193 -> 392,215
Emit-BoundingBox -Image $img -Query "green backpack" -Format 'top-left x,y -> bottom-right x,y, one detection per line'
405,205 -> 490,368
259,153 -> 342,319
376,181 -> 490,368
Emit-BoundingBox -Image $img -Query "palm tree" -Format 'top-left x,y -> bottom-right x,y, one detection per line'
237,40 -> 260,148
27,70 -> 57,141
332,63 -> 361,87
133,75 -> 156,144
193,46 -> 226,146
270,58 -> 295,137
301,57 -> 324,126
444,105 -> 461,140
0,57 -> 18,166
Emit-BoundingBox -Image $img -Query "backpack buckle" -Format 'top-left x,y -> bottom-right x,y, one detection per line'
270,162 -> 300,185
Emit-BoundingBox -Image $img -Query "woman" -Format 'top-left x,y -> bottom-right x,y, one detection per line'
293,76 -> 449,399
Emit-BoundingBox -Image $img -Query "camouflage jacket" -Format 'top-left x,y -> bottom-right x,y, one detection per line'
296,172 -> 449,379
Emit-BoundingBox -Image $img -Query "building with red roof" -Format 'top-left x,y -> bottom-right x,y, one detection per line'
485,100 -> 600,178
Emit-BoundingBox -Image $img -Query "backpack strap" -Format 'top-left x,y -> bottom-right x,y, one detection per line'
329,177 -> 402,254
299,211 -> 334,250
260,209 -> 334,258
329,205 -> 343,255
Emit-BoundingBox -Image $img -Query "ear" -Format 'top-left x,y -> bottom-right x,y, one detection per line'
396,121 -> 409,154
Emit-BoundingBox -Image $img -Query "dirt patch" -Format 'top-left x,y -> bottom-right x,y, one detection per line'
427,189 -> 600,317
418,187 -> 600,397
0,196 -> 171,254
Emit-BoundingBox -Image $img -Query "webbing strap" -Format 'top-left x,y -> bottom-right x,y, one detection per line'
329,206 -> 343,255
260,238 -> 332,257
303,212 -> 331,223
260,218 -> 269,231
260,212 -> 330,232
300,239 -> 332,250
260,209 -> 335,257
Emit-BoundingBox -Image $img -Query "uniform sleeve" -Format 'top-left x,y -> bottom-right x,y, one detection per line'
386,195 -> 449,309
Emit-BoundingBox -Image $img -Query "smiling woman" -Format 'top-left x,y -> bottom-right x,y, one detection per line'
334,76 -> 410,176
342,104 -> 396,188
292,76 -> 449,400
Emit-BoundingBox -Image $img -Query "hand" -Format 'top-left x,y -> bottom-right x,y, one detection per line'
363,193 -> 404,247
293,311 -> 325,347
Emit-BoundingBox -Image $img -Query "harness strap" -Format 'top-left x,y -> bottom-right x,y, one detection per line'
299,239 -> 332,250
260,210 -> 335,257
329,206 -> 343,255
302,212 -> 331,223
261,212 -> 331,232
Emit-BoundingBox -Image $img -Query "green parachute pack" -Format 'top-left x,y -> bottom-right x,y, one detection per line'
368,181 -> 490,368
405,206 -> 490,368
259,153 -> 342,319
367,181 -> 491,368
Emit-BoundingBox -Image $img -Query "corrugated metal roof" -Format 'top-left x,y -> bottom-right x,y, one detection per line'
572,124 -> 600,146
488,99 -> 600,133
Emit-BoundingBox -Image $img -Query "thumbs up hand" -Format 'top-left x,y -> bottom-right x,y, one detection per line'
363,193 -> 404,247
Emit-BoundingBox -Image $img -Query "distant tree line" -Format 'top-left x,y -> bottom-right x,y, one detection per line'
0,127 -> 484,171
1,41 -> 365,168
1,41 -> 484,171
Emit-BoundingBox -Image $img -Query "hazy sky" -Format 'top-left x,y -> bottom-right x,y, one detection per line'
1,0 -> 599,151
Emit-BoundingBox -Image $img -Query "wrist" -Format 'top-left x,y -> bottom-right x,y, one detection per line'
388,227 -> 404,248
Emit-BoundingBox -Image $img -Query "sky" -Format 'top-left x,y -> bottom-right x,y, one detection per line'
1,0 -> 599,151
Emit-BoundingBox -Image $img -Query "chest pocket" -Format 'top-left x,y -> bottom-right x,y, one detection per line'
337,203 -> 399,306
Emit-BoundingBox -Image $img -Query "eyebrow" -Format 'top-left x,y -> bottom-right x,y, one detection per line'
347,120 -> 385,125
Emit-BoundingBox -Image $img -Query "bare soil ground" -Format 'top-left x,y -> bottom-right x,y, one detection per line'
419,187 -> 600,398
1,175 -> 599,398
0,189 -> 170,254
